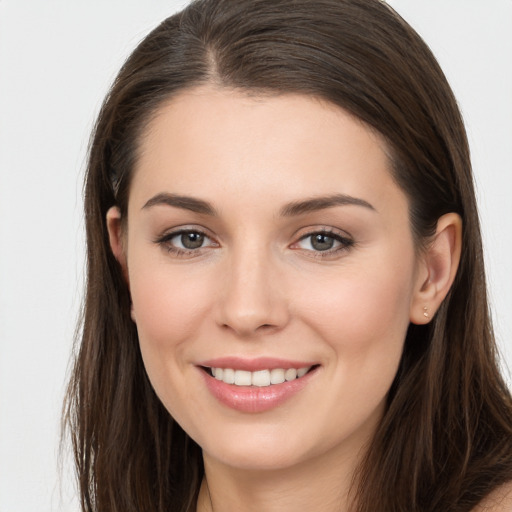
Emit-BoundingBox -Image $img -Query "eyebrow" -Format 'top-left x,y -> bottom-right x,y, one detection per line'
279,194 -> 376,216
142,193 -> 217,215
142,192 -> 376,216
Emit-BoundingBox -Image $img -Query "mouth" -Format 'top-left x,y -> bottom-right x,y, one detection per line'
201,365 -> 319,387
198,357 -> 320,412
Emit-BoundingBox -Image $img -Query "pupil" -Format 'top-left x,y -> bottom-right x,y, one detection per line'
312,234 -> 334,251
181,232 -> 204,249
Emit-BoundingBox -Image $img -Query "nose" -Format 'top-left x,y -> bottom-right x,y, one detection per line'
215,244 -> 290,337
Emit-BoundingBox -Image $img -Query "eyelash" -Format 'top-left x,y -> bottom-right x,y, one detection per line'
154,228 -> 355,259
154,228 -> 216,257
294,229 -> 355,259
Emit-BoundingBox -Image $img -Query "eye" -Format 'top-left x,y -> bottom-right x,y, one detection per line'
155,228 -> 218,255
293,230 -> 354,255
301,233 -> 338,251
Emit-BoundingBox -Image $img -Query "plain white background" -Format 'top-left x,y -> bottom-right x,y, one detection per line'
0,2 -> 510,511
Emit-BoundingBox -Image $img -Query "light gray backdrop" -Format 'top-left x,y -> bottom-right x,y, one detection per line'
0,1 -> 510,511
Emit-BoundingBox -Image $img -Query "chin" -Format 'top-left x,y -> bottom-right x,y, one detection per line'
204,439 -> 310,471
195,419 -> 337,472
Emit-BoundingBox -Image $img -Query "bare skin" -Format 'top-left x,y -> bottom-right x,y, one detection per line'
474,483 -> 512,512
107,86 -> 462,512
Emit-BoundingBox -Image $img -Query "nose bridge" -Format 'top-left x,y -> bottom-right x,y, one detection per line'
217,238 -> 288,336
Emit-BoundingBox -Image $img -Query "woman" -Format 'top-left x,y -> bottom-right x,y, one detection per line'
64,0 -> 512,510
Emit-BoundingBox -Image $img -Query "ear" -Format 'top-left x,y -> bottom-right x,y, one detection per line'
410,213 -> 462,325
106,206 -> 136,322
106,206 -> 128,281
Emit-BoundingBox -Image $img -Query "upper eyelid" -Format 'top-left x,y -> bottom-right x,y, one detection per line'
293,225 -> 354,240
156,225 -> 213,240
300,228 -> 349,237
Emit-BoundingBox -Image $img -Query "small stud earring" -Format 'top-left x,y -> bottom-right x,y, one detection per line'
423,306 -> 429,318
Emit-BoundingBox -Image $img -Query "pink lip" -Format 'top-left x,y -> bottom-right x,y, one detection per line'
198,361 -> 319,414
199,356 -> 316,372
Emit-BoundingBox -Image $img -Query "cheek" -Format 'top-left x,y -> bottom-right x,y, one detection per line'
127,259 -> 217,407
295,256 -> 416,392
302,271 -> 412,342
127,261 -> 216,421
129,263 -> 212,346
292,267 -> 414,439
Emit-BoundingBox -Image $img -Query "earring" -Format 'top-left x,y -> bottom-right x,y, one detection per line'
423,306 -> 429,318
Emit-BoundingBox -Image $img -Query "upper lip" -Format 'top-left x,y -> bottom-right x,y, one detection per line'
198,357 -> 318,372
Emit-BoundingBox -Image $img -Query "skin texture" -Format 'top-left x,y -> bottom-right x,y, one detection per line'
474,483 -> 512,511
107,86 -> 462,512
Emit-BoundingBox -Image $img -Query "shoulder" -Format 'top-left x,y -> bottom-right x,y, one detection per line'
472,482 -> 512,512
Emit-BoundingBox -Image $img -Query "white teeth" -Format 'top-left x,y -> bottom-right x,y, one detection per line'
234,370 -> 252,386
252,370 -> 271,387
210,366 -> 312,387
270,368 -> 285,384
223,368 -> 235,384
285,368 -> 297,381
297,367 -> 308,378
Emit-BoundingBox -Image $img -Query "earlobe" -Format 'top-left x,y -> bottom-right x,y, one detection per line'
410,213 -> 462,325
106,206 -> 129,280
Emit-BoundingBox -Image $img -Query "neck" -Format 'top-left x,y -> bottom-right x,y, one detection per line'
196,438 -> 367,512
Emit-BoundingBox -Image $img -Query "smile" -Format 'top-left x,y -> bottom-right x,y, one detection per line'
208,366 -> 312,387
199,360 -> 320,413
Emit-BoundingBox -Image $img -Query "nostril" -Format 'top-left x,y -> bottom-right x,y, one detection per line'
220,321 -> 280,335
255,323 -> 281,334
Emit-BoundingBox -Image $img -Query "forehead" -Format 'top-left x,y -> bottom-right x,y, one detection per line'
130,85 -> 404,215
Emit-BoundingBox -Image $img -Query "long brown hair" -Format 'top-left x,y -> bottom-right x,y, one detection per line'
64,1 -> 512,510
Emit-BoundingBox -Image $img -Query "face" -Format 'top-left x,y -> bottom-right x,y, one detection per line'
113,86 -> 426,472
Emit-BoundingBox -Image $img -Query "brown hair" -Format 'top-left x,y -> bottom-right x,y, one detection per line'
64,1 -> 512,511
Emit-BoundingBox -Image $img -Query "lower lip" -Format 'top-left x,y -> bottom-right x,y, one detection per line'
200,368 -> 317,413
